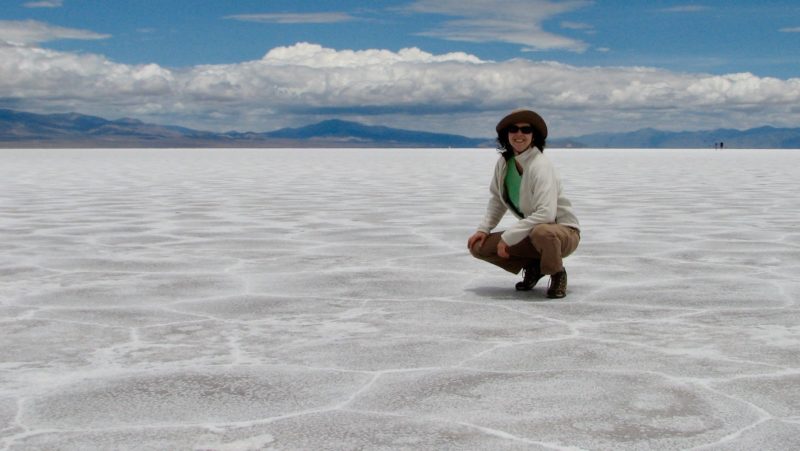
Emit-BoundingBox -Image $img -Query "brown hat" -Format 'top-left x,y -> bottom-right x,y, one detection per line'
495,109 -> 548,139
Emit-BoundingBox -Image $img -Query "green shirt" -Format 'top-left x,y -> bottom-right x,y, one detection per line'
504,156 -> 522,212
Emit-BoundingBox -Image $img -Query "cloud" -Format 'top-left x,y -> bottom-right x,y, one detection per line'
23,0 -> 63,7
225,13 -> 357,24
561,21 -> 594,31
658,5 -> 711,13
0,20 -> 109,44
2,40 -> 800,136
407,0 -> 592,52
779,27 -> 800,33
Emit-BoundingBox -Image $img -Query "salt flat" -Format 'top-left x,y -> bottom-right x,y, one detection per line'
1,147 -> 799,450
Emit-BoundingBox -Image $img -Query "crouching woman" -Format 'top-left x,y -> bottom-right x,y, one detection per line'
467,109 -> 580,298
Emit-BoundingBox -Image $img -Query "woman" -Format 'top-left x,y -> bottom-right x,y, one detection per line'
467,109 -> 580,298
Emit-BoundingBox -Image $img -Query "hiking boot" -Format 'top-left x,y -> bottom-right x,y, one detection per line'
547,269 -> 567,299
515,263 -> 543,291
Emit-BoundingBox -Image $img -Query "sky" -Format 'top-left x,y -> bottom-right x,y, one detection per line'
1,0 -> 800,138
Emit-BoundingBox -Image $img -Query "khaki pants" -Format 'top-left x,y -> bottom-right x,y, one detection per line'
470,224 -> 580,275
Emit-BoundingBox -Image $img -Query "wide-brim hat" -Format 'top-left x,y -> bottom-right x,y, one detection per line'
496,109 -> 548,139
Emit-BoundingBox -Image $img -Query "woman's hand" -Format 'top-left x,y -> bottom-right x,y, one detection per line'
467,231 -> 488,252
497,240 -> 510,259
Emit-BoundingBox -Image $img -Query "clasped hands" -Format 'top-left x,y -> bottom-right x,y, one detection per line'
467,231 -> 511,259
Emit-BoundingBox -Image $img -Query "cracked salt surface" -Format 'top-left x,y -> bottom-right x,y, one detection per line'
1,147 -> 799,450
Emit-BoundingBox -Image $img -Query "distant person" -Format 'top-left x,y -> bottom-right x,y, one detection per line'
467,109 -> 581,298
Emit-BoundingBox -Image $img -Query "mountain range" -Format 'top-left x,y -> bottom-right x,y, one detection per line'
1,108 -> 799,149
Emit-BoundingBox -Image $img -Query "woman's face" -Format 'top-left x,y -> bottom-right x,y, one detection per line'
508,122 -> 534,154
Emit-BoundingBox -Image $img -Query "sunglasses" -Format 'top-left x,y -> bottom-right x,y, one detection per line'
507,125 -> 534,134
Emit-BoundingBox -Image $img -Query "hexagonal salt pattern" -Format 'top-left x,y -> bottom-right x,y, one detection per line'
2,148 -> 799,450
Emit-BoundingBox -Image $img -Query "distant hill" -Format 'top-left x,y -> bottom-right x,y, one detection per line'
1,108 -> 799,148
567,126 -> 800,149
0,109 -> 237,147
0,109 -> 490,148
263,119 -> 488,147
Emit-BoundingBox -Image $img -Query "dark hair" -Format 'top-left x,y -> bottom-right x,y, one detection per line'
496,126 -> 546,160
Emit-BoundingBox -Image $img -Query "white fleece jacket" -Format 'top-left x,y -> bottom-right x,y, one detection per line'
477,148 -> 580,246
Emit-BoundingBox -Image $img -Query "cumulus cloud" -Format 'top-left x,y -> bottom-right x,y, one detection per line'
258,42 -> 483,67
779,27 -> 800,33
407,0 -> 591,52
0,41 -> 173,105
0,20 -> 109,44
2,40 -> 800,136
